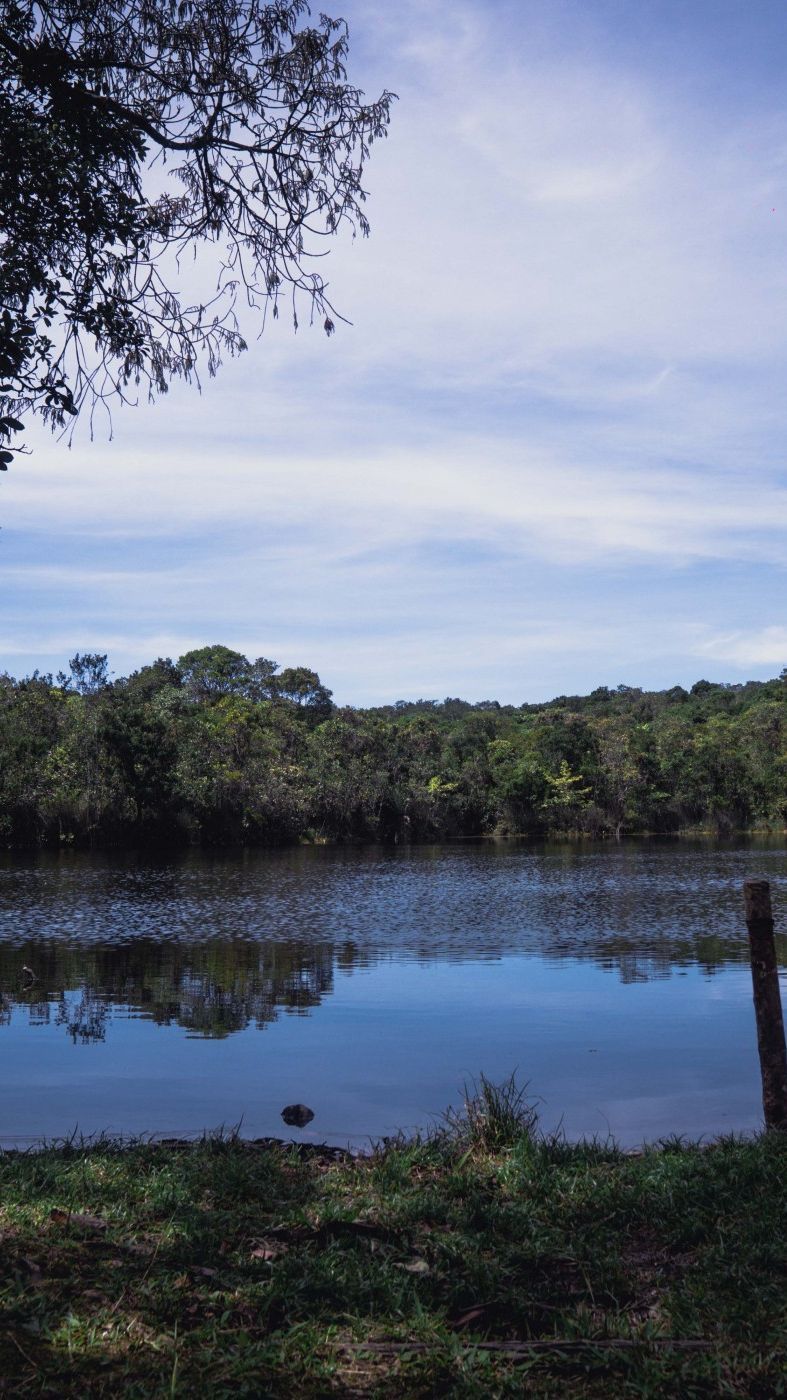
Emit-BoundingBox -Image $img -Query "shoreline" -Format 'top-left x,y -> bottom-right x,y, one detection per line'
0,1123 -> 766,1159
2,827 -> 787,856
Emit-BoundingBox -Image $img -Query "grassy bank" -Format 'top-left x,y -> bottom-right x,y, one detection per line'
1,1107 -> 785,1396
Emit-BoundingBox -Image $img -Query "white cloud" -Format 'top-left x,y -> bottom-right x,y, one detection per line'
4,0 -> 787,699
7,431 -> 787,568
698,628 -> 787,667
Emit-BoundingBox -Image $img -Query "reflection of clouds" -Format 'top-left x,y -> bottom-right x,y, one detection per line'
0,844 -> 784,1042
703,970 -> 781,1003
588,1087 -> 763,1142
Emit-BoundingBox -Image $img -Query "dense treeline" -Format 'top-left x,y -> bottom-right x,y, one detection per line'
1,645 -> 786,847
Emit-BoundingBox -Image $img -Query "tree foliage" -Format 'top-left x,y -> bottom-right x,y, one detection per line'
1,653 -> 786,848
0,0 -> 394,465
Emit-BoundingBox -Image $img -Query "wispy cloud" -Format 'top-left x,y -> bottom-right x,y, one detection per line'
3,0 -> 787,700
698,628 -> 787,668
8,436 -> 787,566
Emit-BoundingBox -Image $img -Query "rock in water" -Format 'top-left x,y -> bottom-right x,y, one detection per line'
281,1103 -> 315,1129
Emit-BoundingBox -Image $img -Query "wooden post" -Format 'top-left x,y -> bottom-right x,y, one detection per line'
743,879 -> 787,1131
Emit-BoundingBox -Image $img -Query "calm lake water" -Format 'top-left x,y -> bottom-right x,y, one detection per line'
1,841 -> 785,1148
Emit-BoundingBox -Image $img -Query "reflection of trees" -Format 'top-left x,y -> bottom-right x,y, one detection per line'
0,920 -> 783,1047
55,991 -> 109,1043
1,844 -> 785,1042
0,940 -> 337,1042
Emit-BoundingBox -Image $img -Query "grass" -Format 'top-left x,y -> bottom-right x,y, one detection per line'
441,1072 -> 540,1156
0,1088 -> 785,1397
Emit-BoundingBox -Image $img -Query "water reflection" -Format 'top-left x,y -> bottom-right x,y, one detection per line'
0,842 -> 784,1146
0,841 -> 785,1045
0,940 -> 338,1040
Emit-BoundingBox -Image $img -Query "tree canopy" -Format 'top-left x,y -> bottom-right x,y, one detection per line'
1,652 -> 785,848
0,0 -> 394,467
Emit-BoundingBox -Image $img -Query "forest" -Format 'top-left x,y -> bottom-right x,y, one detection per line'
1,645 -> 786,848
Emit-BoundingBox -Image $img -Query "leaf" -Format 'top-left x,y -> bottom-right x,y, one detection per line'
395,1257 -> 429,1275
250,1239 -> 288,1261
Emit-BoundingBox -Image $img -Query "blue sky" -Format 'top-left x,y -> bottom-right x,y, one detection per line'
3,0 -> 787,704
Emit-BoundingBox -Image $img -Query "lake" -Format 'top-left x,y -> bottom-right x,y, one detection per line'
1,840 -> 785,1148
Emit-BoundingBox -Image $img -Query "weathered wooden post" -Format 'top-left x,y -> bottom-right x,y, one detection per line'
743,879 -> 787,1131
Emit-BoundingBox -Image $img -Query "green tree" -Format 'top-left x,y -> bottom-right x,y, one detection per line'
304,710 -> 402,839
541,760 -> 591,832
274,666 -> 333,724
1,656 -> 786,849
175,693 -> 306,843
0,0 -> 394,467
41,686 -> 125,840
487,737 -> 548,833
0,671 -> 65,841
735,702 -> 787,824
62,652 -> 109,695
101,678 -> 184,834
178,645 -> 252,702
593,717 -> 642,839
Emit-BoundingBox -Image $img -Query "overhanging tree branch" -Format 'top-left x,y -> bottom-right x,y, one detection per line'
0,0 -> 395,467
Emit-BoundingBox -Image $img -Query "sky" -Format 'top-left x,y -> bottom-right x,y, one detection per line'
3,0 -> 787,705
